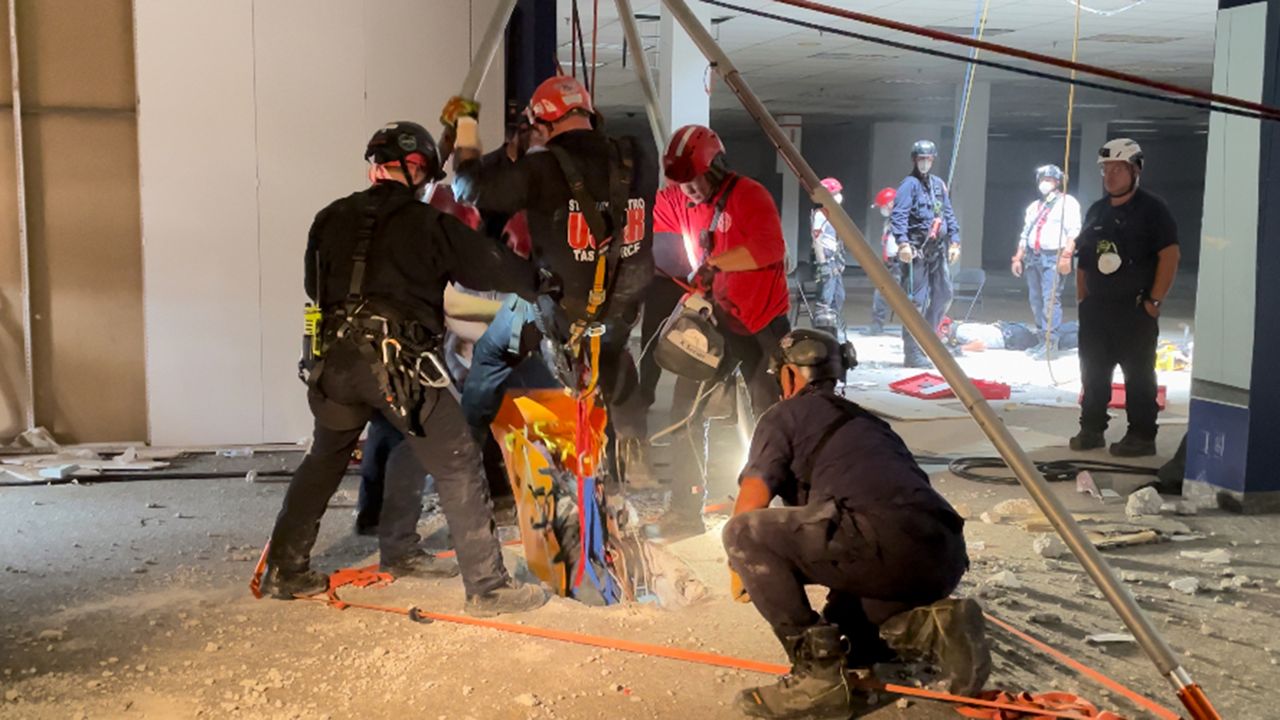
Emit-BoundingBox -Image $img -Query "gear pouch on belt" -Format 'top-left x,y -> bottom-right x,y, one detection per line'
298,303 -> 324,383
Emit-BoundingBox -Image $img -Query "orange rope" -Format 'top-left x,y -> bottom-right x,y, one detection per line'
984,613 -> 1179,720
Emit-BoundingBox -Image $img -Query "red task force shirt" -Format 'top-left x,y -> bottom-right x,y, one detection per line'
653,175 -> 789,335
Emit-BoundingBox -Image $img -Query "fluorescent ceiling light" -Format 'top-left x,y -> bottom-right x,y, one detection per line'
1073,103 -> 1118,109
1111,118 -> 1157,124
1085,34 -> 1182,44
928,25 -> 1014,36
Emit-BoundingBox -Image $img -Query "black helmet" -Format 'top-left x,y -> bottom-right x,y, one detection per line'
768,329 -> 858,383
365,121 -> 446,182
1036,164 -> 1064,183
911,140 -> 938,159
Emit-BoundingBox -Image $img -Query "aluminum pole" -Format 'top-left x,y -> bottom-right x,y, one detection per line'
461,0 -> 521,101
658,0 -> 1219,717
7,0 -> 34,431
613,0 -> 668,153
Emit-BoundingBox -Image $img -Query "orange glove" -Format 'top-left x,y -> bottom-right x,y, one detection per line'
730,569 -> 751,604
440,96 -> 481,129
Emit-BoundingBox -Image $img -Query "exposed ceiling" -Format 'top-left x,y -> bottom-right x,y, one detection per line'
553,0 -> 1217,133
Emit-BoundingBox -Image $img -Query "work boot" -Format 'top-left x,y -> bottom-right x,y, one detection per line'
380,549 -> 460,579
259,566 -> 328,600
354,513 -> 379,537
1069,430 -> 1106,451
735,624 -> 852,719
464,580 -> 549,618
879,598 -> 991,697
619,437 -> 660,489
1110,434 -> 1157,457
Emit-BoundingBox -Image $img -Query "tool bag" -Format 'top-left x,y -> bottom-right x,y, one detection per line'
653,176 -> 738,382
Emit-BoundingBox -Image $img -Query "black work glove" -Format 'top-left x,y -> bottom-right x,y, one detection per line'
691,262 -> 718,291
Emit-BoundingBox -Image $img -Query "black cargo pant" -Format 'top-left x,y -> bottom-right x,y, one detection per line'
267,340 -> 509,597
902,239 -> 953,367
723,500 -> 968,664
1078,296 -> 1160,440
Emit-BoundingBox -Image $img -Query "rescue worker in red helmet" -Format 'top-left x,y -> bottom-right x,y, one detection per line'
444,75 -> 660,486
810,177 -> 847,340
263,121 -> 548,618
868,186 -> 899,335
651,124 -> 791,529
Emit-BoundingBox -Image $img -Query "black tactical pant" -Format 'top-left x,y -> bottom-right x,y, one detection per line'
723,500 -> 968,664
267,340 -> 509,597
902,240 -> 953,367
1078,297 -> 1160,440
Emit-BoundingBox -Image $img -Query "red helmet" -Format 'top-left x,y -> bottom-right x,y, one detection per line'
663,124 -> 726,183
820,177 -> 843,194
872,186 -> 897,210
528,75 -> 594,124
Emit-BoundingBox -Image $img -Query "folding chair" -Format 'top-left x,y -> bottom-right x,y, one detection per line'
951,267 -> 987,322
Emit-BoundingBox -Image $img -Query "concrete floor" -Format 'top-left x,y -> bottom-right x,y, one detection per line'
4,268 -> 1276,720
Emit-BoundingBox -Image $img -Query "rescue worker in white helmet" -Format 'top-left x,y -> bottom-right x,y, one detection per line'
651,124 -> 791,530
810,177 -> 848,341
890,140 -> 961,367
724,329 -> 990,718
1071,139 -> 1180,457
445,76 -> 660,486
263,121 -> 549,618
1011,164 -> 1082,355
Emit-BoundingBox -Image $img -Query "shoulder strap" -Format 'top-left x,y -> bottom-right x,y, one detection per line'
546,137 -> 636,320
346,200 -> 381,300
702,174 -> 741,254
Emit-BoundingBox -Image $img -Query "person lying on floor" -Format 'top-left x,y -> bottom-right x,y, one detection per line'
722,328 -> 991,719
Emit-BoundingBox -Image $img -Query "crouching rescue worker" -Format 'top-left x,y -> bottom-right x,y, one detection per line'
263,121 -> 549,619
447,76 -> 658,485
723,329 -> 990,718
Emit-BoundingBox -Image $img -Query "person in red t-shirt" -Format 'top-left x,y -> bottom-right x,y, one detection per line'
649,125 -> 791,528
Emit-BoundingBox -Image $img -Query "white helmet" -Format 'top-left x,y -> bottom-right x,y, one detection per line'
1097,138 -> 1143,170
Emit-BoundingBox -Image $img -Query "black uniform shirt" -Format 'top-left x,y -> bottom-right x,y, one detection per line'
741,385 -> 958,516
1076,187 -> 1178,303
305,181 -> 538,333
454,128 -> 657,325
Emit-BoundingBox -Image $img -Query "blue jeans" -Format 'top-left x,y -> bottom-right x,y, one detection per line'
814,262 -> 846,338
460,300 -> 558,438
357,412 -> 405,528
1024,251 -> 1064,342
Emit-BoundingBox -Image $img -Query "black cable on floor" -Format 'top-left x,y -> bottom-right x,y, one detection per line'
946,455 -> 1159,485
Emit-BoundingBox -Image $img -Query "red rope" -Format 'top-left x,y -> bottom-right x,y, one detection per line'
766,0 -> 1280,120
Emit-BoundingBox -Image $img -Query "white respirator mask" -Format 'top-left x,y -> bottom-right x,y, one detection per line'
916,159 -> 933,175
1038,181 -> 1055,196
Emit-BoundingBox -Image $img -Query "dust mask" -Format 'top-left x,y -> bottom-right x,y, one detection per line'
1038,181 -> 1055,196
916,159 -> 933,175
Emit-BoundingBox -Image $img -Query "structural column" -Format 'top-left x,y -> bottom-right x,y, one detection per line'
950,81 -> 989,269
1185,0 -> 1279,512
777,115 -> 802,271
1076,119 -> 1109,204
659,3 -> 710,132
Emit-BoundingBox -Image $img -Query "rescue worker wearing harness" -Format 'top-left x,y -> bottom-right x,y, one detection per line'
867,186 -> 899,335
810,177 -> 847,341
890,140 -> 961,368
1011,164 -> 1081,353
652,124 -> 791,528
724,329 -> 990,719
445,76 -> 659,486
262,122 -> 549,619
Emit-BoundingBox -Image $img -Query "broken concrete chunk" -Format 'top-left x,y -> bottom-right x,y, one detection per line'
1125,487 -> 1163,519
1029,613 -> 1062,625
38,464 -> 80,480
1179,549 -> 1232,565
513,693 -> 539,707
1033,534 -> 1069,559
991,499 -> 1039,518
1085,633 -> 1136,644
988,571 -> 1022,589
1169,577 -> 1200,595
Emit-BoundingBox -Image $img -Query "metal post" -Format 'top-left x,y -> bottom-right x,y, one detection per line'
613,0 -> 668,153
461,0 -> 521,101
7,0 -> 35,432
657,0 -> 1220,717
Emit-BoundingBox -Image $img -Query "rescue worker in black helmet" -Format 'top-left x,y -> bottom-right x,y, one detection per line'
262,121 -> 549,618
723,328 -> 990,718
890,140 -> 961,368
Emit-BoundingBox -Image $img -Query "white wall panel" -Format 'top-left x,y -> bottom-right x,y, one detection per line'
1194,2 -> 1265,391
136,0 -> 264,445
138,1 -> 507,444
